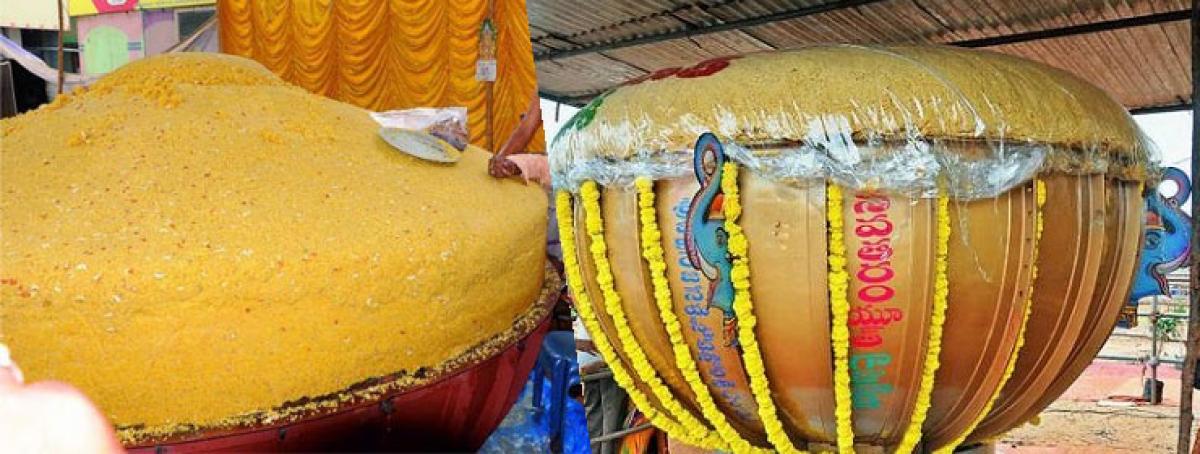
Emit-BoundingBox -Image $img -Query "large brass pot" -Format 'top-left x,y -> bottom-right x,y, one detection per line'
551,45 -> 1151,452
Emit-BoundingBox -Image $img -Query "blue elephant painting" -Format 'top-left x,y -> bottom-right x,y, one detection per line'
1122,167 -> 1192,327
683,133 -> 739,345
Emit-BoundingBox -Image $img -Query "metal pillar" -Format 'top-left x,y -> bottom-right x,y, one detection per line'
1180,1 -> 1200,451
55,0 -> 64,94
1153,296 -> 1162,405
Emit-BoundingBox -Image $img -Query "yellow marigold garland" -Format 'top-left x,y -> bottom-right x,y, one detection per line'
931,179 -> 1046,454
555,189 -> 706,447
718,164 -> 806,453
893,193 -> 952,453
577,181 -> 725,448
635,177 -> 754,452
826,183 -> 856,454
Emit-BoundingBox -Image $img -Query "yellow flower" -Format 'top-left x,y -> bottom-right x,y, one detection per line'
826,183 -> 856,454
894,193 -> 952,453
635,177 -> 758,452
577,181 -> 725,448
719,164 -> 805,454
933,179 -> 1046,453
555,190 -> 709,448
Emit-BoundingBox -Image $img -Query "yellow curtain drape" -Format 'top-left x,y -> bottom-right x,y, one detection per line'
217,0 -> 544,152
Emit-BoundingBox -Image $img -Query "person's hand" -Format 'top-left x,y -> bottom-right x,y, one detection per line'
579,361 -> 608,375
575,339 -> 599,356
488,154 -> 552,190
0,344 -> 124,453
488,94 -> 547,187
488,155 -> 522,179
505,154 -> 551,190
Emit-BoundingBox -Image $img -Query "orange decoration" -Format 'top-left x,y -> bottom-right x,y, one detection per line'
217,0 -> 544,152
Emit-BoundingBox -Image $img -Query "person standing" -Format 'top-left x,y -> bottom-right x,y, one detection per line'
575,312 -> 629,454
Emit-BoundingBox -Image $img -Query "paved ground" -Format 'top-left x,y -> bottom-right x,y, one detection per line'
998,328 -> 1193,454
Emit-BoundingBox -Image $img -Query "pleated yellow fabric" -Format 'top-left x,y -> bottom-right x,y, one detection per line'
217,0 -> 544,152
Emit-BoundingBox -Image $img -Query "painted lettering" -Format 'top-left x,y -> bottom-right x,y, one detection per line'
848,192 -> 902,407
857,284 -> 895,303
850,331 -> 884,348
856,262 -> 895,283
851,382 -> 894,409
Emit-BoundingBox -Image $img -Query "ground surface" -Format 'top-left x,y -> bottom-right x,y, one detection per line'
998,323 -> 1191,453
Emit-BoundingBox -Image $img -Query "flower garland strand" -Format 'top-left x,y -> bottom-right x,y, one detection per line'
826,183 -> 856,454
932,179 -> 1046,454
635,177 -> 755,452
893,193 -> 953,453
578,181 -> 725,448
555,190 -> 706,448
718,165 -> 806,454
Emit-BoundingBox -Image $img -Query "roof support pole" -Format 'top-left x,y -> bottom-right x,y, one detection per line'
1180,1 -> 1200,452
56,0 -> 64,94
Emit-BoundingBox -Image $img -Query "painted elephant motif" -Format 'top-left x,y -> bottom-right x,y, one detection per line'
1122,167 -> 1192,327
684,133 -> 738,344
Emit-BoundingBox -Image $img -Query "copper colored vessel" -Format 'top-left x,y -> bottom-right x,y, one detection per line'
550,45 -> 1152,451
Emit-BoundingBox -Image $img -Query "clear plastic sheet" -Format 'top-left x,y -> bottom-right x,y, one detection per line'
556,139 -> 1050,200
549,45 -> 1160,198
370,107 -> 469,150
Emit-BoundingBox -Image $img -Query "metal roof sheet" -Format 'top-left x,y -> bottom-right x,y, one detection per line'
531,0 -> 1193,111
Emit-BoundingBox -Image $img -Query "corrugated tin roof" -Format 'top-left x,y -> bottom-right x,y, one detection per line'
530,0 -> 1193,111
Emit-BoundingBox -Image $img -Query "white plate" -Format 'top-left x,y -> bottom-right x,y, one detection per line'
379,127 -> 462,164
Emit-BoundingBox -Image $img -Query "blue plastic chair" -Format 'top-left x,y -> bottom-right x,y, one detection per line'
480,331 -> 589,453
533,331 -> 577,444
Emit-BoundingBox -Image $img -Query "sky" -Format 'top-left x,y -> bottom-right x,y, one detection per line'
1136,111 -> 1194,172
540,99 -> 580,142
